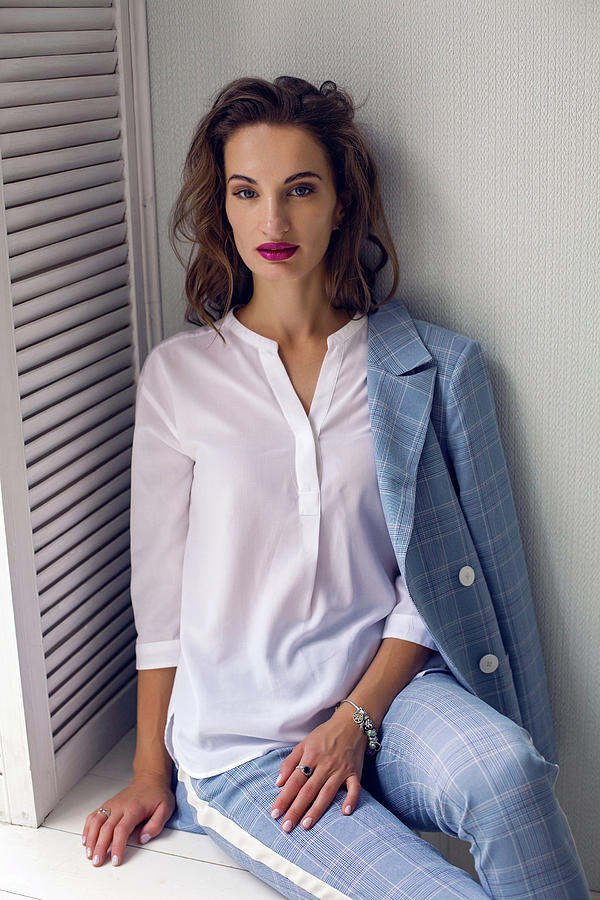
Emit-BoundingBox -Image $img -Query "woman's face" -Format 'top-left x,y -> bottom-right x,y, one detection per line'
223,123 -> 344,287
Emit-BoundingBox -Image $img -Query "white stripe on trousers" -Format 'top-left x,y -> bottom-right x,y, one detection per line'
178,765 -> 351,899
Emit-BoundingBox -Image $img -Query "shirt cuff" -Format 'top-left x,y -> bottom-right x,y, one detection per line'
136,639 -> 180,669
381,612 -> 439,650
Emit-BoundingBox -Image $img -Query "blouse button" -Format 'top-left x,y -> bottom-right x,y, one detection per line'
458,565 -> 475,586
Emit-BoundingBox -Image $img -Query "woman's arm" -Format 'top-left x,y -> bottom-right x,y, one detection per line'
331,637 -> 434,730
82,666 -> 177,867
133,667 -> 177,783
270,638 -> 434,834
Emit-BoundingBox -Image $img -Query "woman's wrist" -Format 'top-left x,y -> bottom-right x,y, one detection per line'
331,700 -> 369,741
334,699 -> 382,754
133,749 -> 173,785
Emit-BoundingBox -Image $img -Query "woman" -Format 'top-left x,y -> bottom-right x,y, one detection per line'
82,76 -> 588,898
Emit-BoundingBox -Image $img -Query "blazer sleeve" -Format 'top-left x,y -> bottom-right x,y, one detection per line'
444,339 -> 558,763
129,350 -> 194,670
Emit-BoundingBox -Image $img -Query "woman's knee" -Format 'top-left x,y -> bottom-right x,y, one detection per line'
440,720 -> 559,815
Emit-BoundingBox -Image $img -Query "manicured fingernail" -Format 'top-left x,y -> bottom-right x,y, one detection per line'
275,775 -> 283,786
140,833 -> 151,844
112,855 -> 119,866
344,805 -> 352,814
93,854 -> 100,865
82,834 -> 86,845
282,819 -> 292,832
270,808 -> 280,819
86,847 -> 92,858
302,817 -> 312,828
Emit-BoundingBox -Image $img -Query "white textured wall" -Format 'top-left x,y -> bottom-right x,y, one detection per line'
146,0 -> 600,888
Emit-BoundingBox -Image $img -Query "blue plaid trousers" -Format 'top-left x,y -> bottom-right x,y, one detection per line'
165,671 -> 588,899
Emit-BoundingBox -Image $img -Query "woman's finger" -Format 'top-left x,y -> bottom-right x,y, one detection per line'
134,797 -> 174,847
83,809 -> 113,862
82,776 -> 175,867
287,774 -> 341,833
108,815 -> 138,866
110,801 -> 168,866
341,773 -> 362,816
90,812 -> 122,866
276,744 -> 304,787
271,766 -> 323,828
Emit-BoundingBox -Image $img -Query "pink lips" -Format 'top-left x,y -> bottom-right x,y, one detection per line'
257,243 -> 299,261
258,242 -> 298,250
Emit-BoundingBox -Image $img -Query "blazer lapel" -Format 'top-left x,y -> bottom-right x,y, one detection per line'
366,302 -> 437,572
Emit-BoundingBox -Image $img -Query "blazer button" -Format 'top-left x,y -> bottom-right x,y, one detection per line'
479,654 -> 499,674
458,565 -> 475,586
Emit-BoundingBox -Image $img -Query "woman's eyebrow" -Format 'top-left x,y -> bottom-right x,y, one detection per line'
227,171 -> 323,185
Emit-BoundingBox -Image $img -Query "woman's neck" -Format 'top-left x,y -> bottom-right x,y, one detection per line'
235,293 -> 351,349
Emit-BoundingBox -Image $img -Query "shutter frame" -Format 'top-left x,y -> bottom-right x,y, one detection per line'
0,0 -> 160,824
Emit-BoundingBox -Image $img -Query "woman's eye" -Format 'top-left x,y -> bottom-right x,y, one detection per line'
290,185 -> 314,197
234,188 -> 257,200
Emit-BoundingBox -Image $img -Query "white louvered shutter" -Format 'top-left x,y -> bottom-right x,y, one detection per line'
0,0 -> 159,825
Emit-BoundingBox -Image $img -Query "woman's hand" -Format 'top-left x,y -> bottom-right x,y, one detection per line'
82,772 -> 175,867
271,707 -> 367,833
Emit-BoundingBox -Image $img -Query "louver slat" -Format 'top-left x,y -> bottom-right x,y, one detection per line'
13,245 -> 128,305
40,549 -> 130,626
15,284 -> 130,343
37,526 -> 131,610
9,201 -> 126,255
0,30 -> 115,60
0,73 -> 119,107
36,507 -> 130,593
17,305 -> 131,374
26,383 -> 135,465
36,493 -> 132,585
1,118 -> 121,159
19,326 -> 133,399
27,404 -> 134,488
0,7 -> 114,30
23,367 -> 133,443
4,160 -> 123,206
3,139 -> 122,182
1,96 -> 119,131
46,602 -> 135,696
47,626 -> 137,719
0,0 -> 112,7
0,51 -> 117,83
6,180 -> 124,232
27,425 -> 134,508
22,349 -> 132,425
47,624 -> 137,714
33,466 -> 131,551
52,656 -> 137,752
1,0 -> 146,808
10,222 -> 126,279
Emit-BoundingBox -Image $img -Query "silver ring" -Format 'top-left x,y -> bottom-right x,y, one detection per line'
296,765 -> 313,777
97,807 -> 111,819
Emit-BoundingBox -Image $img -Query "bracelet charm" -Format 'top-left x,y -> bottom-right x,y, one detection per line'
336,699 -> 381,755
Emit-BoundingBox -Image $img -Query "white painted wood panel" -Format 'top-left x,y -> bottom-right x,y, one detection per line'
0,0 -> 161,827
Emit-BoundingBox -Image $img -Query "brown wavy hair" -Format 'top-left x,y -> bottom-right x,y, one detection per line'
169,75 -> 399,340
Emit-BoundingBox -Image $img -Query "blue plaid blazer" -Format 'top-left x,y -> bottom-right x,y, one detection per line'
366,298 -> 558,766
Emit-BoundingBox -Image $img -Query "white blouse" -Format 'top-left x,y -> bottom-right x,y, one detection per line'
130,306 -> 442,778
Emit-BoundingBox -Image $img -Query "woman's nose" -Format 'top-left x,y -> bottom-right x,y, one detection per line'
262,199 -> 289,235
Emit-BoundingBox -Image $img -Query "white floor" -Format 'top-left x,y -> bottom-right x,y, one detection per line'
0,727 -> 597,899
0,727 -> 279,900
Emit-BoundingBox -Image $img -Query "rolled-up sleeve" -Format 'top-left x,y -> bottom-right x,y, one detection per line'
381,571 -> 439,650
130,351 -> 194,669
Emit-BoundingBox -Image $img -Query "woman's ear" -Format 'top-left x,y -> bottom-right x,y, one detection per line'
334,187 -> 351,226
